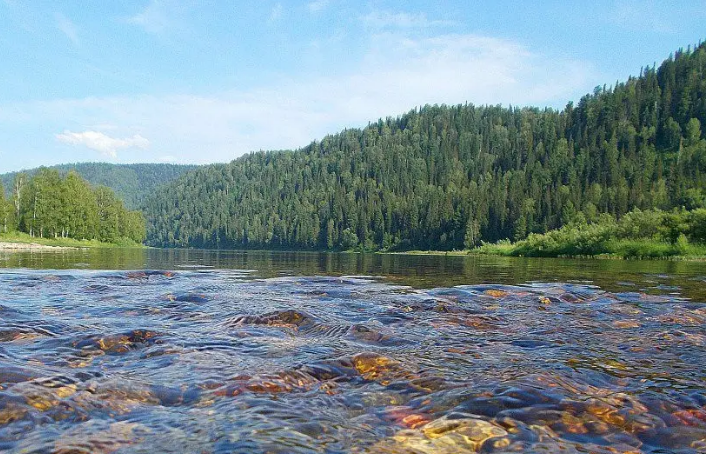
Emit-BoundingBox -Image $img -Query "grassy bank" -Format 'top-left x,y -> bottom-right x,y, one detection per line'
0,232 -> 145,249
382,208 -> 706,260
380,244 -> 706,260
473,208 -> 706,260
474,238 -> 706,260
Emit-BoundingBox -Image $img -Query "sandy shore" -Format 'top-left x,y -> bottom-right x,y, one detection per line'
0,242 -> 76,251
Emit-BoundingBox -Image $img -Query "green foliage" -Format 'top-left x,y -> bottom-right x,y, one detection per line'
607,240 -> 682,259
140,42 -> 706,251
477,207 -> 706,259
660,211 -> 689,245
340,228 -> 359,250
675,233 -> 690,255
615,209 -> 664,240
464,215 -> 481,249
511,221 -> 617,257
687,208 -> 706,242
475,240 -> 515,256
0,180 -> 9,233
2,170 -> 145,244
1,163 -> 197,209
0,231 -> 143,249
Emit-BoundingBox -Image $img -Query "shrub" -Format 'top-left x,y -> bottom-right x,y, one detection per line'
616,209 -> 664,240
473,207 -> 706,259
511,221 -> 616,257
687,208 -> 706,243
609,239 -> 680,259
659,211 -> 689,245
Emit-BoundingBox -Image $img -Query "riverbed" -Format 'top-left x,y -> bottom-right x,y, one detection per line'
1,250 -> 705,453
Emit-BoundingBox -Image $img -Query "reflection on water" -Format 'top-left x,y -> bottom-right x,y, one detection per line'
0,250 -> 705,452
1,248 -> 706,297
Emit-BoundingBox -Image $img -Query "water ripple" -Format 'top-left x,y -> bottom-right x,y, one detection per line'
0,270 -> 704,452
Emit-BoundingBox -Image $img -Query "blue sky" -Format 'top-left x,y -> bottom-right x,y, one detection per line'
0,0 -> 704,173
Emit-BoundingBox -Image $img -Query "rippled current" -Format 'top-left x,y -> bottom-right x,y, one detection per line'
1,254 -> 706,453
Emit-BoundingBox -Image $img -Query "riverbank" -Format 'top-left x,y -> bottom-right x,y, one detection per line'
386,209 -> 706,260
382,239 -> 706,261
0,241 -> 76,251
0,232 -> 145,250
473,239 -> 706,260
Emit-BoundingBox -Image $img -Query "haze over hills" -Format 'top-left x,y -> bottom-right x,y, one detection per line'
141,42 -> 706,250
0,163 -> 199,210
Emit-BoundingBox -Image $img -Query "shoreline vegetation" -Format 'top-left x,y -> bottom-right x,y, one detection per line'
0,163 -> 197,210
141,44 -> 706,254
0,168 -> 146,248
473,208 -> 706,260
2,43 -> 703,260
385,247 -> 706,261
0,232 -> 145,250
384,208 -> 706,260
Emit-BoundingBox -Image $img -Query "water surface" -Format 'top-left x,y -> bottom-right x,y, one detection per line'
1,250 -> 705,453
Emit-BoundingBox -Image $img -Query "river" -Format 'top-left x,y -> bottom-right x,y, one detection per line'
1,249 -> 705,453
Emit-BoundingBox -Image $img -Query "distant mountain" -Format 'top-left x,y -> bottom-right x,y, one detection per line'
142,41 -> 706,250
1,163 -> 199,209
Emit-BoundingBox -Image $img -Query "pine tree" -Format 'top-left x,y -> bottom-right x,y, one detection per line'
139,41 -> 706,251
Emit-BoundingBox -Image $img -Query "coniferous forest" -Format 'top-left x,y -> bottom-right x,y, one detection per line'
0,168 -> 145,244
141,42 -> 706,251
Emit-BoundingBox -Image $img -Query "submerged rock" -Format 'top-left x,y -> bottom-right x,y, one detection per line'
368,414 -> 508,453
225,310 -> 315,330
72,330 -> 163,355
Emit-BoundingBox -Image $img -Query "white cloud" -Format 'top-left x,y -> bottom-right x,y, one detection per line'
4,33 -> 594,166
55,130 -> 150,158
128,0 -> 175,34
55,12 -> 79,45
268,3 -> 283,23
308,0 -> 329,13
361,10 -> 456,29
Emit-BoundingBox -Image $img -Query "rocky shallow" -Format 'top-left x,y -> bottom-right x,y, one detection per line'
0,270 -> 704,453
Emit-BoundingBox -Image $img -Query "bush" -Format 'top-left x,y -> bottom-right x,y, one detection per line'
687,208 -> 706,243
472,207 -> 706,259
608,239 -> 680,259
659,211 -> 689,244
475,239 -> 514,256
511,222 -> 616,257
675,233 -> 689,255
616,209 -> 664,240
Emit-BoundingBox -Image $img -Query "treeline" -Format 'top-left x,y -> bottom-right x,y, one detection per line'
143,41 -> 706,250
0,168 -> 145,244
478,208 -> 706,258
1,163 -> 198,209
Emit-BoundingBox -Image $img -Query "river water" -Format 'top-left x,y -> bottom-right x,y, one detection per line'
1,249 -> 705,453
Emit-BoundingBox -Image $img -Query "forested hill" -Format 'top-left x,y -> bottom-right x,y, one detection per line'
1,163 -> 198,209
143,42 -> 706,250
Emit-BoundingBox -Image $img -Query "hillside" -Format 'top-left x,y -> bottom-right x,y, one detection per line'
143,42 -> 706,250
1,163 -> 198,209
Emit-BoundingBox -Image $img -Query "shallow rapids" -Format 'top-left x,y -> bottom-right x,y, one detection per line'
1,269 -> 705,453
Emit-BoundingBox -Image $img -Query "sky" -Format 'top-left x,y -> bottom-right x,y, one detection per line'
0,1 -> 704,173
